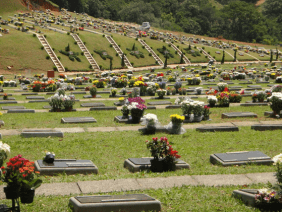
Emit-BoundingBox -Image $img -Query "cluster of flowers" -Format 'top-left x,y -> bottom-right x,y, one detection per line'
0,141 -> 10,167
142,113 -> 158,126
170,114 -> 185,123
48,93 -> 75,111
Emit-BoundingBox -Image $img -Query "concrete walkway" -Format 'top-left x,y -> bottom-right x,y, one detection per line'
0,172 -> 276,199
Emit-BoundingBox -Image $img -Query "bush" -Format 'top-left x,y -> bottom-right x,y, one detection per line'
168,44 -> 171,47
131,62 -> 134,66
58,56 -> 61,60
135,38 -> 138,41
202,47 -> 205,50
65,67 -> 69,71
53,66 -> 57,71
52,48 -> 55,51
75,56 -> 81,62
99,65 -> 102,69
91,53 -> 93,56
205,55 -> 208,58
194,46 -> 196,49
83,42 -> 86,45
102,34 -> 105,37
163,40 -> 165,42
74,41 -> 77,45
81,52 -> 84,56
116,53 -> 119,56
110,44 -> 113,48
177,45 -> 179,48
40,46 -> 44,50
46,55 -> 50,60
89,65 -> 92,69
175,51 -> 178,54
33,34 -> 36,37
67,32 -> 70,35
149,53 -> 152,56
142,46 -> 145,49
118,44 -> 121,47
208,51 -> 210,54
77,33 -> 79,35
69,56 -> 75,61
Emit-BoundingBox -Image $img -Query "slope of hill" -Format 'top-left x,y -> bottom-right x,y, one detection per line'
0,0 -> 26,14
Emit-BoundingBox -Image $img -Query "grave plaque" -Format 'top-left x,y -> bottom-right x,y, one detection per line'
81,103 -> 105,107
2,106 -> 26,110
251,124 -> 282,131
72,91 -> 86,94
196,126 -> 239,132
222,112 -> 257,119
240,103 -> 268,106
165,105 -> 181,109
90,107 -> 117,111
28,100 -> 49,103
210,151 -> 273,166
147,101 -> 172,105
0,101 -> 17,104
124,157 -> 190,173
35,159 -> 98,175
233,189 -> 260,207
26,96 -> 45,99
7,109 -> 35,113
61,117 -> 97,124
97,91 -> 110,94
43,105 -> 52,109
21,129 -> 63,138
69,194 -> 161,212
0,97 -> 15,100
0,93 -> 12,96
22,93 -> 38,95
83,95 -> 102,98
150,97 -> 170,100
109,95 -> 127,98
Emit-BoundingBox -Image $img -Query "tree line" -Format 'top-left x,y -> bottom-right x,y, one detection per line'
50,0 -> 282,45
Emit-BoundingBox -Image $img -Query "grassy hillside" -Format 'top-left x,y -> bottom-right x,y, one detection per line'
0,0 -> 26,15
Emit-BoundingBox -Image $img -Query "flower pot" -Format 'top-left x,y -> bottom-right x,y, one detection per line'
92,95 -> 96,98
171,122 -> 182,134
4,186 -> 20,199
196,90 -> 202,95
44,154 -> 55,163
163,161 -> 176,172
158,95 -> 164,99
193,115 -> 202,122
150,159 -> 164,172
20,189 -> 35,204
131,115 -> 141,124
65,107 -> 73,112
144,125 -> 156,135
209,102 -> 216,107
203,115 -> 210,121
258,99 -> 264,102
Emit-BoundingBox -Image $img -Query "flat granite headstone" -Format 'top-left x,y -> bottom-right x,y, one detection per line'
28,100 -> 49,103
46,92 -> 55,95
264,111 -> 273,116
72,91 -> 86,94
7,109 -> 35,113
165,105 -> 181,109
210,151 -> 273,166
35,159 -> 98,175
69,194 -> 161,212
196,126 -> 239,132
222,112 -> 257,119
150,97 -> 170,100
90,107 -> 117,111
0,93 -> 12,96
251,124 -> 282,131
147,101 -> 172,105
124,157 -> 190,173
240,103 -> 268,106
61,117 -> 97,124
26,96 -> 45,99
2,106 -> 26,110
81,103 -> 106,107
83,95 -> 102,98
233,189 -> 260,207
109,95 -> 127,98
0,101 -> 17,104
0,97 -> 16,100
21,129 -> 63,138
22,93 -> 38,95
97,91 -> 110,94
43,105 -> 52,109
138,126 -> 168,134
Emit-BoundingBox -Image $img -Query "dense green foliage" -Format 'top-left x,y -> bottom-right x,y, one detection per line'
50,0 -> 282,44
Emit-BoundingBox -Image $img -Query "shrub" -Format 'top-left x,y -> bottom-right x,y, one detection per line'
116,53 -> 119,56
142,46 -> 145,49
194,46 -> 196,49
151,47 -> 153,49
53,66 -> 57,71
118,44 -> 121,47
46,55 -> 50,60
81,52 -> 84,56
99,65 -> 102,69
163,40 -> 165,42
77,33 -> 79,35
67,32 -> 70,35
44,34 -> 47,38
131,62 -> 134,66
75,56 -> 81,62
200,50 -> 203,53
135,38 -> 138,41
83,42 -> 86,45
168,44 -> 171,47
202,47 -> 205,50
208,51 -> 210,54
32,34 -> 36,37
149,53 -> 152,56
175,51 -> 178,54
69,56 -> 74,61
205,55 -> 208,58
58,56 -> 61,60
52,48 -> 55,51
65,67 -> 69,71
102,34 -> 105,37
110,44 -> 113,48
177,45 -> 179,48
74,41 -> 77,45
89,65 -> 92,69
40,46 -> 44,50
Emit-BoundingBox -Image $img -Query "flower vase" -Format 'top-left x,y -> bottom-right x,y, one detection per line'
65,107 -> 72,112
209,102 -> 216,107
184,114 -> 191,122
92,95 -> 96,98
203,115 -> 210,121
258,99 -> 264,102
112,93 -> 116,97
131,115 -> 141,124
4,186 -> 20,199
163,161 -> 176,172
158,95 -> 164,99
144,125 -> 156,135
150,159 -> 164,172
171,122 -> 182,134
193,115 -> 202,122
44,154 -> 55,163
20,189 -> 35,204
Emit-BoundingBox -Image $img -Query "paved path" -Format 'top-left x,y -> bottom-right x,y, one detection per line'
0,172 -> 276,199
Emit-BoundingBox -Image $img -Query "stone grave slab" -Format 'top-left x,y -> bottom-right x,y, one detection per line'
241,94 -> 252,97
0,97 -> 16,100
147,101 -> 172,105
83,95 -> 102,98
21,129 -> 63,138
28,100 -> 49,103
229,88 -> 241,91
46,92 -> 55,95
232,189 -> 259,207
138,126 -> 168,134
146,106 -> 156,110
81,103 -> 105,107
210,151 -> 273,166
0,120 -> 4,127
75,87 -> 85,89
2,106 -> 26,110
14,90 -> 26,92
196,126 -> 239,132
26,96 -> 45,99
247,85 -> 262,88
165,105 -> 181,109
90,107 -> 117,111
114,116 -> 131,123
264,111 -> 273,116
222,112 -> 257,119
239,82 -> 253,84
245,88 -> 262,90
61,117 -> 97,124
256,81 -> 269,84
0,101 -> 17,104
150,97 -> 170,100
35,159 -> 98,175
22,93 -> 38,95
109,95 -> 127,98
7,109 -> 35,113
69,194 -> 161,212
72,91 -> 86,94
251,124 -> 282,131
124,157 -> 190,173
0,93 -> 12,96
97,91 -> 110,94
240,103 -> 268,106
114,102 -> 124,106
203,83 -> 216,85
43,105 -> 52,109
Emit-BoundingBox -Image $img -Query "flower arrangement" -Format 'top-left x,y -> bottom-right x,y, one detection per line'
3,93 -> 8,100
156,89 -> 166,98
168,75 -> 176,82
146,137 -> 181,161
216,92 -> 230,106
206,88 -> 218,95
203,105 -> 211,120
119,97 -> 125,102
93,79 -> 106,88
174,81 -> 182,91
268,93 -> 282,116
229,92 -> 242,103
207,95 -> 217,106
217,82 -> 228,92
127,97 -> 147,122
180,100 -> 193,115
111,88 -> 117,96
142,113 -> 158,127
192,101 -> 204,116
0,141 -> 10,167
170,114 -> 185,124
256,91 -> 266,102
166,87 -> 171,95
62,95 -> 75,110
48,93 -> 63,111
90,85 -> 97,97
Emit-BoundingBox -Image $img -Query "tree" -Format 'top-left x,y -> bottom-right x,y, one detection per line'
110,58 -> 113,71
233,49 -> 237,62
65,43 -> 70,52
276,48 -> 279,61
270,50 -> 273,63
164,53 -> 168,68
132,43 -> 136,51
121,53 -> 125,67
188,44 -> 191,50
180,51 -> 184,64
221,50 -> 225,64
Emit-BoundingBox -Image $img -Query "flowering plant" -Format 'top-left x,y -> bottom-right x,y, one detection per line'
111,88 -> 117,95
62,95 -> 75,109
90,85 -> 97,96
216,92 -> 229,105
229,92 -> 242,103
48,93 -> 63,110
142,113 -> 158,127
192,101 -> 204,116
180,100 -> 193,114
203,105 -> 211,117
207,95 -> 217,105
3,93 -> 8,100
156,89 -> 166,97
145,137 -> 181,163
217,82 -> 228,92
170,114 -> 185,123
119,97 -> 125,102
0,141 -> 10,167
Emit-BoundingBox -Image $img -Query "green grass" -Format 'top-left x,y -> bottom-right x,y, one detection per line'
0,28 -> 54,71
0,0 -> 25,15
224,49 -> 257,61
177,42 -> 209,63
196,44 -> 234,62
110,34 -> 156,67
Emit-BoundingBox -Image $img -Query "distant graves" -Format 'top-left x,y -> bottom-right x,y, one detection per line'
83,95 -> 102,98
196,126 -> 239,132
147,101 -> 172,105
69,194 -> 161,212
124,158 -> 190,173
35,159 -> 98,175
240,103 -> 268,106
251,124 -> 282,131
7,109 -> 35,113
222,112 -> 257,119
26,96 -> 45,99
81,103 -> 105,107
210,151 -> 273,166
2,106 -> 26,110
61,117 -> 97,124
90,106 -> 117,111
21,129 -> 63,138
0,97 -> 15,100
0,101 -> 17,104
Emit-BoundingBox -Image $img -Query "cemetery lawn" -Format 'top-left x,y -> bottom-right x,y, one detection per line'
1,126 -> 280,184
0,184 -> 265,211
110,34 -> 156,67
197,45 -> 234,62
177,42 -> 209,63
224,49 -> 256,62
78,32 -> 122,70
0,28 -> 54,71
